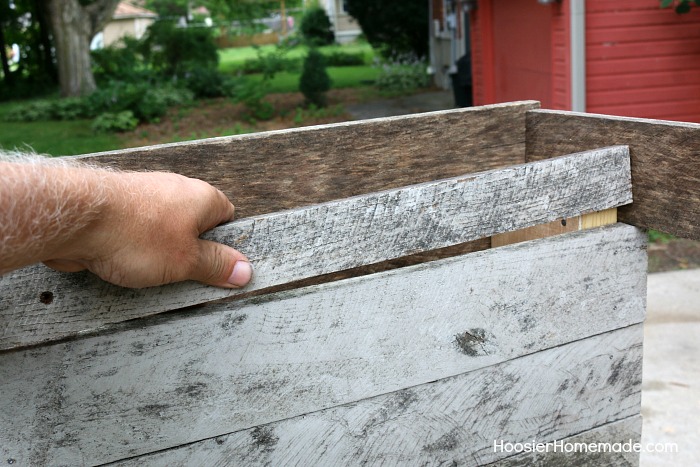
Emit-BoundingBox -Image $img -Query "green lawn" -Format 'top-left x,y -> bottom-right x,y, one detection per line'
218,42 -> 375,74
0,42 -> 379,156
0,120 -> 121,157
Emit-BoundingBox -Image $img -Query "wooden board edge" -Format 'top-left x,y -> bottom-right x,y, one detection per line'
0,146 -> 633,351
75,101 -> 542,159
102,325 -> 643,466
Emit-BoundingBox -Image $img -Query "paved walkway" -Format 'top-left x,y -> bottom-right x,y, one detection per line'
642,269 -> 700,466
346,91 -> 455,120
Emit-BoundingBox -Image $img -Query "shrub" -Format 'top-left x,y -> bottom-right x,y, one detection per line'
87,81 -> 193,123
375,56 -> 430,94
51,97 -> 92,120
142,21 -> 219,77
137,86 -> 193,122
4,97 -> 91,121
241,56 -> 300,75
181,68 -> 239,98
299,48 -> 332,107
91,111 -> 139,133
235,80 -> 275,121
238,46 -> 298,79
323,51 -> 366,66
91,36 -> 151,84
300,7 -> 335,46
5,100 -> 55,121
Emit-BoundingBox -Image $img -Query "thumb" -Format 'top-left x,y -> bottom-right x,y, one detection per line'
190,239 -> 253,288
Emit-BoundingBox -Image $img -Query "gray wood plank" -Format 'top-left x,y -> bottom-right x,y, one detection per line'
110,325 -> 644,467
0,146 -> 633,350
0,225 -> 647,465
79,101 -> 539,219
526,109 -> 700,240
488,416 -> 642,467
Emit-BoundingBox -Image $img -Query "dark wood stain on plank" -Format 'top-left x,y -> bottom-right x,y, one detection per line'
526,109 -> 700,240
79,102 -> 538,219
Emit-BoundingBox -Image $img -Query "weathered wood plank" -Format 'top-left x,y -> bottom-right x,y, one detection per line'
526,109 -> 700,240
489,416 -> 642,467
79,101 -> 539,219
0,225 -> 647,465
0,146 -> 633,350
109,325 -> 644,467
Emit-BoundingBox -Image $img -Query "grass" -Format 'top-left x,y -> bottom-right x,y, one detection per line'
0,120 -> 121,156
0,42 -> 381,156
218,42 -> 375,74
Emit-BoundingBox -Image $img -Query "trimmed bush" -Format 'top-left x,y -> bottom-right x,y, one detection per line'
299,48 -> 331,107
300,7 -> 335,46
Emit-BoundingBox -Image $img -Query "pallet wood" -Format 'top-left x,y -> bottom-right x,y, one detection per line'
108,325 -> 643,467
489,416 -> 642,467
492,208 -> 618,247
79,101 -> 539,219
0,225 -> 646,465
526,109 -> 700,240
0,146 -> 633,350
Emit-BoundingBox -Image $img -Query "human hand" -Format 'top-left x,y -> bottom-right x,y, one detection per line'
42,171 -> 253,289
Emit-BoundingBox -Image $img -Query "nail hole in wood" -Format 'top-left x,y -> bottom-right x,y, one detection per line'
561,219 -> 567,227
39,291 -> 54,305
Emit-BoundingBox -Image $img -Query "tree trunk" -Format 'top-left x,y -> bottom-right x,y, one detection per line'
0,20 -> 13,86
34,0 -> 58,85
46,0 -> 120,97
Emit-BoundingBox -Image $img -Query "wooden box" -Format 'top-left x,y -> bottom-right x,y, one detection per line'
2,101 -> 698,465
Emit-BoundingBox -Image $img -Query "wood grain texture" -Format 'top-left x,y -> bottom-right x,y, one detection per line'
0,225 -> 647,465
526,109 -> 700,240
0,146 -> 633,350
109,325 -> 644,467
489,416 -> 642,467
79,101 -> 539,219
492,208 -> 618,247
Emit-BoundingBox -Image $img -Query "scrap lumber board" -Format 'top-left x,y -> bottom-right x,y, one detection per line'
526,109 -> 700,240
492,207 -> 618,247
0,146 -> 633,350
116,416 -> 643,467
112,327 -> 642,467
0,224 -> 647,465
80,101 -> 539,219
488,416 -> 642,467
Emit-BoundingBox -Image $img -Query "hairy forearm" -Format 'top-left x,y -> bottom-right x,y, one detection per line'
0,151 -> 251,289
0,154 -> 110,274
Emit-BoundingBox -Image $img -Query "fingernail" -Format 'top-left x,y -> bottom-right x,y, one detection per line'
228,260 -> 253,287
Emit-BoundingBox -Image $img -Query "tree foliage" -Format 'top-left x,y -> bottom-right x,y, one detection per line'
0,0 -> 58,99
300,6 -> 334,46
661,0 -> 700,14
344,0 -> 428,59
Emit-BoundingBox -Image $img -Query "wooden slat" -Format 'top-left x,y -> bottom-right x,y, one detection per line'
492,208 -> 618,247
489,416 -> 642,466
109,325 -> 644,466
526,109 -> 700,240
0,146 -> 633,350
79,101 -> 539,220
0,225 -> 647,465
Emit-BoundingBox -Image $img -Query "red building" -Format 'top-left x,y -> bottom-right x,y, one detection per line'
430,0 -> 700,123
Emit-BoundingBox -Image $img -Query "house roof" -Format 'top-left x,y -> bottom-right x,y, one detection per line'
113,2 -> 157,19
